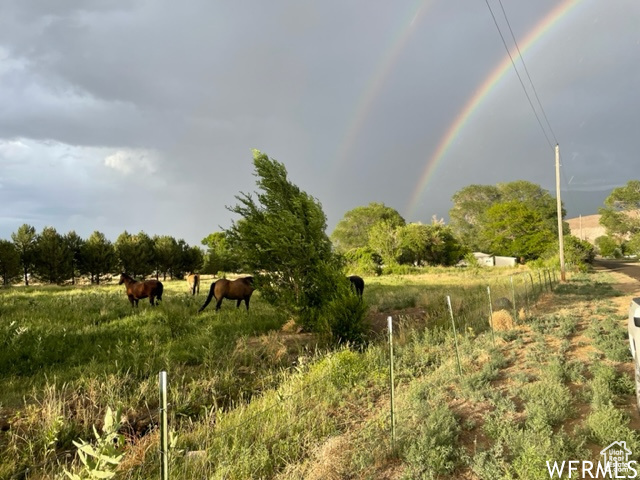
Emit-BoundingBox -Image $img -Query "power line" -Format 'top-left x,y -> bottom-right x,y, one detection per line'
483,0 -> 555,151
496,0 -> 559,146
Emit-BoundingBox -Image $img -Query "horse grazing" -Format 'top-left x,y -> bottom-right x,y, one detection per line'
198,276 -> 255,312
187,273 -> 200,295
118,273 -> 163,307
348,275 -> 365,298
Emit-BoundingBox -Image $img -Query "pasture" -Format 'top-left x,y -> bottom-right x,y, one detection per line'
1,268 -> 638,478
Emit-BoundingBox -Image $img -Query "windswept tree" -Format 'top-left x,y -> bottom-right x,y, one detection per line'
81,231 -> 116,284
330,202 -> 405,253
226,150 -> 344,328
0,240 -> 21,285
11,224 -> 37,285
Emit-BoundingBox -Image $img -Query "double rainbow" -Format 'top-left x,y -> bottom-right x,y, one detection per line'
406,0 -> 584,217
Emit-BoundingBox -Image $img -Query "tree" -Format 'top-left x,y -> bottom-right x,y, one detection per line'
0,240 -> 21,285
115,231 -> 155,278
226,150 -> 344,328
331,202 -> 405,253
153,235 -> 180,280
81,231 -> 116,284
398,222 -> 466,266
64,231 -> 85,285
449,185 -> 500,251
201,231 -> 241,273
368,220 -> 402,265
33,227 -> 72,284
480,200 -> 555,260
449,181 -> 567,256
176,240 -> 204,278
11,224 -> 37,285
599,180 -> 640,239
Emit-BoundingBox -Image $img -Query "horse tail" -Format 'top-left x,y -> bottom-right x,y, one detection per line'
157,281 -> 164,303
191,276 -> 197,296
198,281 -> 217,313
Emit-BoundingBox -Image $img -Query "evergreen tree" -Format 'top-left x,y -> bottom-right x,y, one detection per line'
226,150 -> 344,328
11,224 -> 37,285
0,240 -> 21,285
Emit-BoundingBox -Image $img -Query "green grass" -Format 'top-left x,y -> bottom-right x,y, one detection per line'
1,267 -> 637,479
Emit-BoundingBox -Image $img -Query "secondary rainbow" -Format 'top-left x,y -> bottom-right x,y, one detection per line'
406,0 -> 584,218
333,0 -> 435,172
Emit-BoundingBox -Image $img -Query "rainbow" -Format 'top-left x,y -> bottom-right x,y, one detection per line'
334,0 -> 435,172
406,0 -> 584,218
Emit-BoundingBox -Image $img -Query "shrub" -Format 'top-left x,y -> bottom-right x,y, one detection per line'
401,404 -> 461,478
319,287 -> 369,346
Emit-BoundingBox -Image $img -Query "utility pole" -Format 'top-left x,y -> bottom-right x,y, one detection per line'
555,144 -> 566,281
579,214 -> 583,240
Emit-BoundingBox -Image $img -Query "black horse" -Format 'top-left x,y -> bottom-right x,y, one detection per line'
198,276 -> 255,312
348,275 -> 365,298
118,273 -> 163,307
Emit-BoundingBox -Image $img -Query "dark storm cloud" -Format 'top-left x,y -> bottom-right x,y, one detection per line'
0,0 -> 638,245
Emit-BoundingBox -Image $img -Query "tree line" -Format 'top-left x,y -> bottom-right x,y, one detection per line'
0,226 -> 204,286
0,150 -> 602,342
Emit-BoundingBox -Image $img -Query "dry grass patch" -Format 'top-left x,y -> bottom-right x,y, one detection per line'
491,310 -> 514,331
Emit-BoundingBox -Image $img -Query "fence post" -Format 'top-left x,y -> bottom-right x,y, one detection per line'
536,271 -> 542,292
159,371 -> 169,480
446,296 -> 463,376
528,272 -> 535,298
522,274 -> 530,316
487,286 -> 495,346
510,276 -> 517,322
387,316 -> 396,450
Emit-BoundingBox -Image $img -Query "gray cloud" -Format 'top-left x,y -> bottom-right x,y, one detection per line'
0,0 -> 638,246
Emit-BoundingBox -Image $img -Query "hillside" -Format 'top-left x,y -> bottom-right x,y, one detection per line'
566,214 -> 604,244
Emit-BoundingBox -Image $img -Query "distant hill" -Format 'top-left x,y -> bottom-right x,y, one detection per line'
566,214 -> 603,244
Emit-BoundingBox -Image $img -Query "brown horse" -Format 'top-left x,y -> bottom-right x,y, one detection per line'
187,273 -> 200,295
198,276 -> 255,312
118,273 -> 163,307
348,275 -> 365,298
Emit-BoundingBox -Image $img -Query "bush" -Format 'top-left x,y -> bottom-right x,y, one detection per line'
401,404 -> 461,478
319,284 -> 369,346
343,247 -> 382,276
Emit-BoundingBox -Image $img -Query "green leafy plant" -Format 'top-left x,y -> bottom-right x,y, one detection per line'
64,407 -> 124,480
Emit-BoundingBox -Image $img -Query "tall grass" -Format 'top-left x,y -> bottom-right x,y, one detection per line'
0,266 -> 590,479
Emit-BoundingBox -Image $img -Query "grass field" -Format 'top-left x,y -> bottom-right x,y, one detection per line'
0,267 -> 638,479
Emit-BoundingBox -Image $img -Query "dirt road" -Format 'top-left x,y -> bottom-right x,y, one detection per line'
594,258 -> 640,282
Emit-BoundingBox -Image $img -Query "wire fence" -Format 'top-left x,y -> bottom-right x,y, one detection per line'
154,268 -> 558,478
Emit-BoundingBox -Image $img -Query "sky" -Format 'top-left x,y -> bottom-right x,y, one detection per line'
1,0 -> 638,247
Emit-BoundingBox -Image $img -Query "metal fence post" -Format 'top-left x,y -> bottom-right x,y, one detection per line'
160,371 -> 169,480
447,296 -> 463,376
510,276 -> 517,322
387,317 -> 396,449
487,286 -> 495,346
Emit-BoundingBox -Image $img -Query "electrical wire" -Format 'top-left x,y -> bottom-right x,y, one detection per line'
483,0 -> 555,151
497,0 -> 559,146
